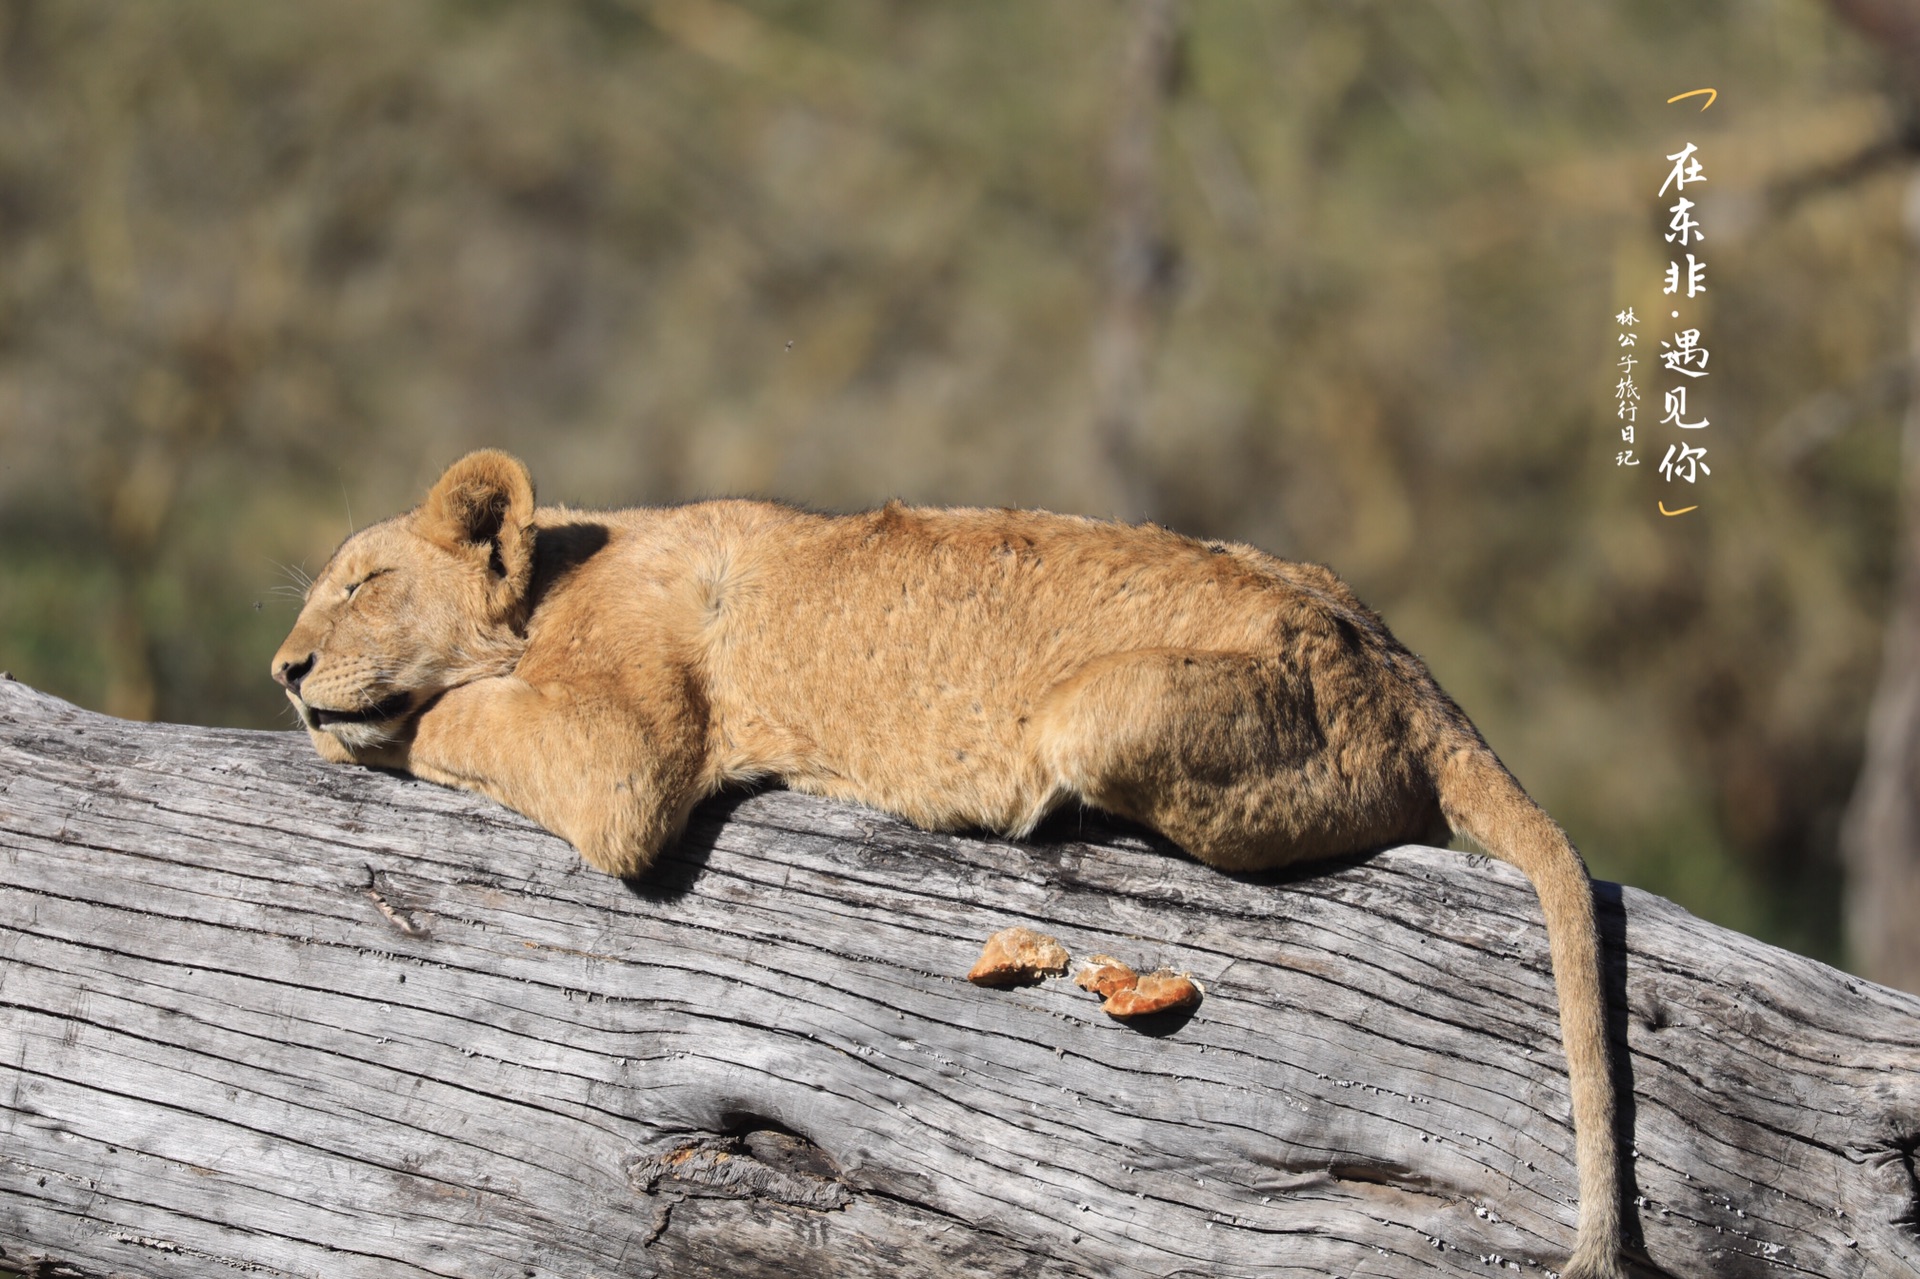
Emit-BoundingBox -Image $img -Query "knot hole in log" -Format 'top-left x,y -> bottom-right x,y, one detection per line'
629,1116 -> 854,1247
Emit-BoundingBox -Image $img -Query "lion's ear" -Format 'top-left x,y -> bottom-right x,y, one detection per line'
418,450 -> 537,612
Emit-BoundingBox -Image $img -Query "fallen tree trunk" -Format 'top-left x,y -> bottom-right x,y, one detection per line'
0,676 -> 1915,1279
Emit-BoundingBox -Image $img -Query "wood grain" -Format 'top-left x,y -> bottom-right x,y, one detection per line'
0,676 -> 1915,1278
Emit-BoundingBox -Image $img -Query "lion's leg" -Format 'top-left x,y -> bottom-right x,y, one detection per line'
393,676 -> 708,876
1031,648 -> 1443,871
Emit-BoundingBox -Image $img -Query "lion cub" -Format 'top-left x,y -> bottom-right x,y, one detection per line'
273,450 -> 1623,1279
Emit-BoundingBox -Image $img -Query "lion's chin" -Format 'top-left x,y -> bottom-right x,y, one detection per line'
323,720 -> 403,752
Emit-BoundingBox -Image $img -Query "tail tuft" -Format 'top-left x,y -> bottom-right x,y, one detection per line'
1564,1233 -> 1628,1279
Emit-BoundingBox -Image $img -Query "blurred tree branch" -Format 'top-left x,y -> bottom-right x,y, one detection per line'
1828,0 -> 1920,991
1092,0 -> 1181,522
1830,0 -> 1920,82
1764,124 -> 1919,218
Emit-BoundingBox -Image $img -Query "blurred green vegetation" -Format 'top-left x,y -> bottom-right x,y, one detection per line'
0,0 -> 1904,968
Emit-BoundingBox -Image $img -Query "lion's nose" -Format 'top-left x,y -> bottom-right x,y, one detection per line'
274,653 -> 316,693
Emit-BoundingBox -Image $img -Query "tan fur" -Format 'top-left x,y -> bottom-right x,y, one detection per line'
273,451 -> 1623,1278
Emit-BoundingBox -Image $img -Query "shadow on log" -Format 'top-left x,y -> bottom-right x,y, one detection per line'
0,676 -> 1916,1278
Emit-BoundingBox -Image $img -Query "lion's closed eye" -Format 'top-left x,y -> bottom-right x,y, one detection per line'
344,569 -> 390,600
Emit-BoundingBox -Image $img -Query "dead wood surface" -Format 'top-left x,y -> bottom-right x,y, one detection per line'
0,676 -> 1916,1279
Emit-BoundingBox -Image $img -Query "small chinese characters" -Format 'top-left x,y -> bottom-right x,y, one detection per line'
1614,307 -> 1640,466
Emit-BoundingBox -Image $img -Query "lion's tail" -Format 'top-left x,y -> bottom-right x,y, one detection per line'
1434,736 -> 1623,1279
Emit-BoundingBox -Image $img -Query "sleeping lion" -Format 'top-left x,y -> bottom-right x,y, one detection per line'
272,449 -> 1622,1279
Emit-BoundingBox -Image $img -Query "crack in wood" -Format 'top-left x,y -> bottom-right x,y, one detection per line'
361,865 -> 431,938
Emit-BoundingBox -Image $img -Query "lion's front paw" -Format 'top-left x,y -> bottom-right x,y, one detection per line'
573,836 -> 654,879
566,813 -> 667,878
353,739 -> 413,771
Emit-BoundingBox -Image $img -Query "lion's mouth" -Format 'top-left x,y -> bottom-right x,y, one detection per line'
305,691 -> 415,728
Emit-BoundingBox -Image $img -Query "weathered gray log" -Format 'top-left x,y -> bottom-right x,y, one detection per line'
0,676 -> 1916,1279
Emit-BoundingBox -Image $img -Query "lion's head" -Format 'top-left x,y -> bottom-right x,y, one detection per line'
271,450 -> 537,755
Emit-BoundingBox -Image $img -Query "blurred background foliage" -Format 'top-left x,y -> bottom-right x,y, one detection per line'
0,0 -> 1906,970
